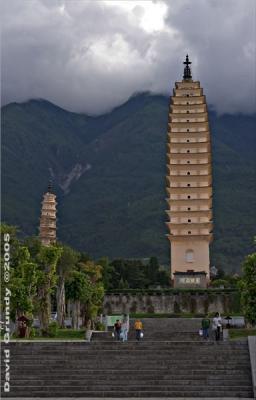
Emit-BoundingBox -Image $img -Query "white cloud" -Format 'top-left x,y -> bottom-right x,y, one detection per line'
1,0 -> 255,114
104,1 -> 169,33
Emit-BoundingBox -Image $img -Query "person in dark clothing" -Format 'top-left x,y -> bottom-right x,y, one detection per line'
201,315 -> 211,339
114,320 -> 121,340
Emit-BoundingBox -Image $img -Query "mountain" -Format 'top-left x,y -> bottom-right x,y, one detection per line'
1,94 -> 255,273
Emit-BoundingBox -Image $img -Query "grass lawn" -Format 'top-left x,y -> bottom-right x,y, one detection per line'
47,328 -> 86,340
1,329 -> 86,341
229,328 -> 256,339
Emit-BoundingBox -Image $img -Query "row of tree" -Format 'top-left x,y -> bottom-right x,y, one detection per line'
102,257 -> 170,290
1,223 -> 255,333
1,224 -> 104,335
0,224 -> 170,335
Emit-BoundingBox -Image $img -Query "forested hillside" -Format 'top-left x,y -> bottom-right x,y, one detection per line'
2,94 -> 255,272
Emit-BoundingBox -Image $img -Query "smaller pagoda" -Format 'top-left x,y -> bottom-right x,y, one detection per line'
39,182 -> 57,246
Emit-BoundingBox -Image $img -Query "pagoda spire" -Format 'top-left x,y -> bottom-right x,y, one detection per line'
183,54 -> 192,80
47,179 -> 53,193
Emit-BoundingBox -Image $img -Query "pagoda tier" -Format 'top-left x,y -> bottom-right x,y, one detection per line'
39,190 -> 57,246
166,56 -> 213,286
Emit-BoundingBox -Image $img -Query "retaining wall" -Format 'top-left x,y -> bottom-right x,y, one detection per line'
103,290 -> 240,315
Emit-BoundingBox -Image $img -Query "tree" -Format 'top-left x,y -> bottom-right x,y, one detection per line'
65,261 -> 104,330
24,236 -> 42,259
56,245 -> 79,328
147,256 -> 159,284
98,257 -> 114,290
65,270 -> 89,329
36,245 -> 62,335
9,246 -> 39,322
78,261 -> 104,328
213,267 -> 226,280
109,259 -> 126,289
0,224 -> 35,324
0,223 -> 20,265
157,269 -> 170,287
1,224 -> 105,335
239,252 -> 256,326
118,277 -> 129,289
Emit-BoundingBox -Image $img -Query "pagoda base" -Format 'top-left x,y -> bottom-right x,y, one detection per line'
170,239 -> 210,283
173,270 -> 207,288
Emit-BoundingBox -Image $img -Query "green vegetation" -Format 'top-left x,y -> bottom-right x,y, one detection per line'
106,288 -> 239,294
4,329 -> 86,341
36,245 -> 63,334
0,224 -> 104,338
2,94 -> 256,272
56,245 -> 79,328
229,329 -> 256,339
239,248 -> 256,326
66,260 -> 104,329
209,271 -> 242,289
104,257 -> 169,290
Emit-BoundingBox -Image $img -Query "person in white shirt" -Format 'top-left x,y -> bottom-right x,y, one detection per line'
121,315 -> 129,342
212,312 -> 222,341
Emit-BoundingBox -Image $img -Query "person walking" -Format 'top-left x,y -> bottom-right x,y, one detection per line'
114,319 -> 122,341
134,319 -> 143,341
212,312 -> 222,341
201,315 -> 211,339
121,315 -> 129,342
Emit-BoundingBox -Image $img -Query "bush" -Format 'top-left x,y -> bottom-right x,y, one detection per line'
48,321 -> 59,337
209,279 -> 230,288
28,327 -> 36,338
239,253 -> 256,326
94,321 -> 105,331
106,288 -> 237,294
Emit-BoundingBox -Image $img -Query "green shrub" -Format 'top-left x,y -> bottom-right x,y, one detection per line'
210,279 -> 230,288
94,322 -> 105,331
106,288 -> 238,295
48,321 -> 59,337
29,327 -> 36,338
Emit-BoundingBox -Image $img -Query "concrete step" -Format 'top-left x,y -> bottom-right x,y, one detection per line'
4,370 -> 251,377
2,389 -> 254,398
1,340 -> 253,398
10,341 -> 248,346
129,318 -> 203,332
9,378 -> 252,386
9,351 -> 250,358
10,347 -> 250,354
6,384 -> 253,390
7,343 -> 250,353
92,331 -> 205,341
9,359 -> 250,366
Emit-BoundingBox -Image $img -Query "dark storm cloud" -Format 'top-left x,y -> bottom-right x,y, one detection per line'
163,0 -> 256,114
1,0 -> 255,115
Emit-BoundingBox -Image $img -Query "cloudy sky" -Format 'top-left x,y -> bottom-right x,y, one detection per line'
2,0 -> 256,115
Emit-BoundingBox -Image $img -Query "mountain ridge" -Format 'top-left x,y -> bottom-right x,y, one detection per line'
2,93 -> 255,272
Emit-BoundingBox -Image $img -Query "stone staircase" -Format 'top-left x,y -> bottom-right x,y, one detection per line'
94,317 -> 212,341
130,317 -> 203,341
1,340 -> 254,398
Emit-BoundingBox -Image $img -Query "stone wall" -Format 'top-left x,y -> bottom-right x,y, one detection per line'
104,291 -> 240,315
